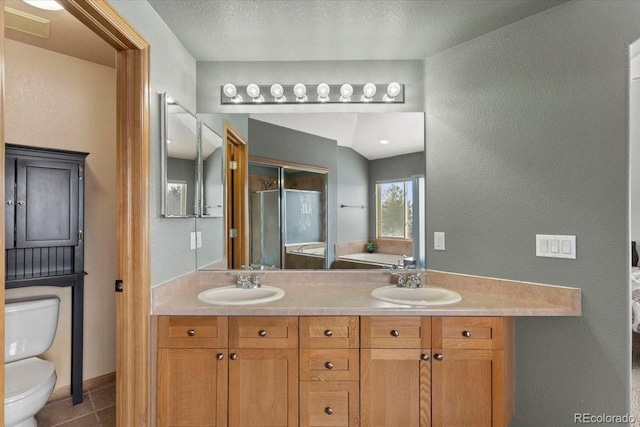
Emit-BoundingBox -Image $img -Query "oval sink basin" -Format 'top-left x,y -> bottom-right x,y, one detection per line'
197,286 -> 285,305
371,286 -> 462,306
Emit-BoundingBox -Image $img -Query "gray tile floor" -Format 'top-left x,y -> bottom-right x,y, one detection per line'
35,381 -> 115,427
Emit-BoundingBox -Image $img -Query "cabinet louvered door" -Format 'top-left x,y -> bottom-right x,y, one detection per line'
15,158 -> 79,247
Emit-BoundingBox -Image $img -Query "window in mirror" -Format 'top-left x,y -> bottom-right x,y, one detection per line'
166,181 -> 188,216
376,180 -> 413,239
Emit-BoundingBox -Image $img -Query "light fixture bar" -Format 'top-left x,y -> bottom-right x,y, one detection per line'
220,83 -> 404,105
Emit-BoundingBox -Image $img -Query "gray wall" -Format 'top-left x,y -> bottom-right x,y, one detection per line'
369,151 -> 425,238
248,119 -> 337,263
425,1 -> 639,424
166,157 -> 196,216
110,0 -> 198,285
337,147 -> 369,242
197,60 -> 425,114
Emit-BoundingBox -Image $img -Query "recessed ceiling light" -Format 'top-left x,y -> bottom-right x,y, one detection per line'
378,139 -> 390,145
22,0 -> 64,11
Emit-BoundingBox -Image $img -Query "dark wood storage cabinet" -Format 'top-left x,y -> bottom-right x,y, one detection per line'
5,143 -> 88,404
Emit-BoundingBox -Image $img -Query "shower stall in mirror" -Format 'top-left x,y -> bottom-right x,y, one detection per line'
249,160 -> 327,269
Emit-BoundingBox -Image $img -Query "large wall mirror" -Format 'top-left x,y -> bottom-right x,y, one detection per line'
160,93 -> 198,217
196,112 -> 425,271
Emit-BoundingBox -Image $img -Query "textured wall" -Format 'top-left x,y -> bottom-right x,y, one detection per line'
425,2 -> 639,424
337,147 -> 369,242
111,0 -> 198,285
4,40 -> 116,389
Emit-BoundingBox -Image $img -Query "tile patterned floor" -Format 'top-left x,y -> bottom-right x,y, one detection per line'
35,381 -> 115,427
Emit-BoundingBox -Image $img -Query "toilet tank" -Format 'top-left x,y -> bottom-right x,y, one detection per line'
5,296 -> 60,363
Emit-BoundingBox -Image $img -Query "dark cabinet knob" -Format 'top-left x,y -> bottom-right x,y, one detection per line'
421,353 -> 430,361
216,353 -> 224,360
325,362 -> 333,370
390,330 -> 400,337
435,353 -> 443,361
6,200 -> 13,206
230,353 -> 237,360
259,330 -> 267,337
462,330 -> 472,338
324,330 -> 333,337
325,407 -> 333,415
17,200 -> 25,206
187,329 -> 196,337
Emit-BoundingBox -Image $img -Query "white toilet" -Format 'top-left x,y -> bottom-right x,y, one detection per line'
4,296 -> 60,427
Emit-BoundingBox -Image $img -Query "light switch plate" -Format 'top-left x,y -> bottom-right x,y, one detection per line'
434,232 -> 445,251
536,234 -> 576,259
190,232 -> 196,250
196,231 -> 202,248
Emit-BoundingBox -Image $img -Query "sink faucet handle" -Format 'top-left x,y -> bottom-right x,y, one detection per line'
241,264 -> 254,271
252,271 -> 266,287
390,271 -> 406,287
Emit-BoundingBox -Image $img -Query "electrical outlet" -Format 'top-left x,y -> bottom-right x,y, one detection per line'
434,232 -> 445,251
190,232 -> 196,250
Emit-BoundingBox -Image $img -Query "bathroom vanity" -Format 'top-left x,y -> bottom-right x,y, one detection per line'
152,269 -> 580,427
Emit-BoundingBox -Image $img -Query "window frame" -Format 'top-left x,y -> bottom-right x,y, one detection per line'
375,179 -> 413,240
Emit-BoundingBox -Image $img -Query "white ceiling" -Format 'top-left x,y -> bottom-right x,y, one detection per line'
147,0 -> 567,62
250,113 -> 424,160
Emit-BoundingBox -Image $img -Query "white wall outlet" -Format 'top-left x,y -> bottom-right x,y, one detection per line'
536,234 -> 576,259
190,232 -> 196,250
196,231 -> 202,248
434,232 -> 445,251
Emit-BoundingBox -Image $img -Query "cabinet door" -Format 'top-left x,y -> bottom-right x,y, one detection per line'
156,348 -> 228,427
15,159 -> 79,248
5,156 -> 15,249
431,349 -> 498,427
360,348 -> 431,427
228,348 -> 298,427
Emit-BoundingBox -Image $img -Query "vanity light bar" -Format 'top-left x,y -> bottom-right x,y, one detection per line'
220,83 -> 404,105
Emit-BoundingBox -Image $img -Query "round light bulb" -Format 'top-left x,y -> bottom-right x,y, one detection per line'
363,83 -> 377,98
386,82 -> 401,98
223,83 -> 237,98
340,84 -> 353,101
317,83 -> 330,99
293,83 -> 307,98
246,83 -> 261,99
270,84 -> 284,99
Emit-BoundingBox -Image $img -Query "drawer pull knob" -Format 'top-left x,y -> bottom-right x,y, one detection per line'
230,353 -> 237,360
217,353 -> 224,360
462,330 -> 472,338
435,353 -> 444,361
259,330 -> 267,337
421,353 -> 430,361
324,329 -> 333,337
187,329 -> 196,337
325,362 -> 334,370
390,329 -> 400,337
325,407 -> 333,415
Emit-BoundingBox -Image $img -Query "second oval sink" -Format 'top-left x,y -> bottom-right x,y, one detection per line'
198,286 -> 285,305
371,286 -> 462,306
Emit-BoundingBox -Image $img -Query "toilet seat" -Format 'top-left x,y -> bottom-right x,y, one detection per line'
5,357 -> 55,405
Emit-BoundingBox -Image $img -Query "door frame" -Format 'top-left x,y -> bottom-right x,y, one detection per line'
224,121 -> 249,269
0,1 -> 151,425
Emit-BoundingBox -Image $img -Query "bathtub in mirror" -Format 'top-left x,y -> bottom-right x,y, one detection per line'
160,93 -> 198,217
196,112 -> 425,270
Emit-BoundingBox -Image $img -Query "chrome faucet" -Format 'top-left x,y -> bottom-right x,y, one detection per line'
297,245 -> 308,253
231,265 -> 266,289
391,271 -> 423,288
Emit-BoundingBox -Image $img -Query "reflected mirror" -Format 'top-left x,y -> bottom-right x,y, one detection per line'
196,112 -> 425,270
196,123 -> 227,269
161,93 -> 198,217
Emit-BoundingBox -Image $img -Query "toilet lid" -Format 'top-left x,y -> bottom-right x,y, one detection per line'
5,357 -> 55,404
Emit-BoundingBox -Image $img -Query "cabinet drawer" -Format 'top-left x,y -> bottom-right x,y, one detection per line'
300,349 -> 359,381
229,316 -> 298,348
300,381 -> 359,427
157,316 -> 228,349
300,316 -> 359,348
432,317 -> 504,350
361,316 -> 431,349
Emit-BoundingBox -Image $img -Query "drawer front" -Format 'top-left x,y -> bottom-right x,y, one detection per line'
157,316 -> 228,349
361,316 -> 431,349
229,316 -> 298,348
300,349 -> 359,381
300,381 -> 359,427
432,317 -> 503,350
300,316 -> 359,348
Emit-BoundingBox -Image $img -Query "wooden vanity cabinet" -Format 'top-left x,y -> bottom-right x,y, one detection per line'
156,316 -> 229,427
431,317 -> 514,427
299,317 -> 360,427
360,317 -> 432,427
228,317 -> 299,427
